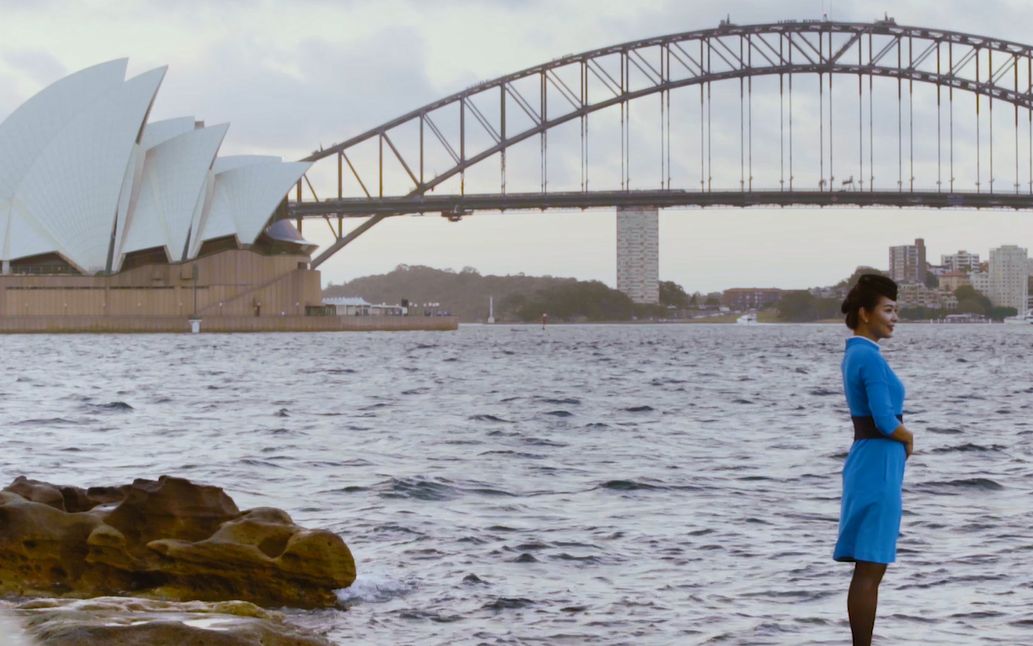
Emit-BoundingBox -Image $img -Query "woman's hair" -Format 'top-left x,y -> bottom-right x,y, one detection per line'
841,274 -> 898,330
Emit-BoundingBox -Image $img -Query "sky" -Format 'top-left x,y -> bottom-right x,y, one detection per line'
3,0 -> 1033,292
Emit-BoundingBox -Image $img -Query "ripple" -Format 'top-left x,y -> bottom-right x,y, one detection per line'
469,414 -> 512,423
483,597 -> 535,610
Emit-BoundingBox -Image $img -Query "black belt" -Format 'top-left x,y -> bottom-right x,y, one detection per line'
852,415 -> 903,441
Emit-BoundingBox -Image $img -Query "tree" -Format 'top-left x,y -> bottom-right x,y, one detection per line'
990,306 -> 1018,321
954,285 -> 993,316
836,266 -> 888,289
776,290 -> 818,322
659,280 -> 690,308
924,270 -> 939,289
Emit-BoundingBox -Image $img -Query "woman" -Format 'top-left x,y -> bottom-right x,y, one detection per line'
834,274 -> 914,646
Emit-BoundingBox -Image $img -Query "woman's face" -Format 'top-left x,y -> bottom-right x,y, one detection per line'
861,296 -> 899,339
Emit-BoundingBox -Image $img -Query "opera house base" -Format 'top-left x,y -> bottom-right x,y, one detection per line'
0,248 -> 457,333
0,315 -> 458,333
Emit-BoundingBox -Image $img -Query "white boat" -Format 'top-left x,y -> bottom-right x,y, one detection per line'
736,312 -> 758,325
1003,311 -> 1033,325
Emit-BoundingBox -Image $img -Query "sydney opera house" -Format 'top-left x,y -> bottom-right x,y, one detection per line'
0,59 -> 336,332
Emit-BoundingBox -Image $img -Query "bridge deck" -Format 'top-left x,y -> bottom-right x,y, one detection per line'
288,190 -> 1033,219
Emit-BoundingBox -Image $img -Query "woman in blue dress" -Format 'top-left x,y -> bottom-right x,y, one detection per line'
835,274 -> 914,646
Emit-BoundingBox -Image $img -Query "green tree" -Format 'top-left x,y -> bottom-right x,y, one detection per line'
836,266 -> 888,289
954,285 -> 993,316
776,290 -> 818,322
990,306 -> 1018,321
659,280 -> 690,308
924,270 -> 939,289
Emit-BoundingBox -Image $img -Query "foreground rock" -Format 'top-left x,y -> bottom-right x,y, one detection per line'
12,596 -> 332,645
0,476 -> 355,608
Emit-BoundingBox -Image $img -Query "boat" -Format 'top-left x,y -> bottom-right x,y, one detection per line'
736,312 -> 758,325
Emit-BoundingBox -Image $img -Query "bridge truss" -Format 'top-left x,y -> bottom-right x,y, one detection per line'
288,18 -> 1033,267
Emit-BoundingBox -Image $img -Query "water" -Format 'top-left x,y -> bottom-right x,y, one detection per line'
2,324 -> 1032,645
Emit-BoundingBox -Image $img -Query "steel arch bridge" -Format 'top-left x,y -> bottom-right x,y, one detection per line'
288,18 -> 1033,267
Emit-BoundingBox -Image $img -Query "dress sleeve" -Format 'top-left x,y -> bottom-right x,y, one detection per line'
860,353 -> 901,436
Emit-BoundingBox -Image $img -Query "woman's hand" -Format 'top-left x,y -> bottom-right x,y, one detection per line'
890,424 -> 913,460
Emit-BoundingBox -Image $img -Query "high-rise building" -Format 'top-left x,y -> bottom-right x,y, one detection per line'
616,206 -> 659,304
989,245 -> 1029,315
969,271 -> 990,296
889,238 -> 927,284
941,250 -> 980,273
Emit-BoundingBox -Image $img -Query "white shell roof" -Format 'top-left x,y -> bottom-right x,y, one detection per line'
195,161 -> 310,250
117,124 -> 229,265
0,60 -> 311,273
8,67 -> 167,272
0,59 -> 128,261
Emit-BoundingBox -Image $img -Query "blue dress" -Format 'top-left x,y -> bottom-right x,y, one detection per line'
833,336 -> 907,564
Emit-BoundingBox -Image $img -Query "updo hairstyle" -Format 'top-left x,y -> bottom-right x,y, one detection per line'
841,274 -> 898,330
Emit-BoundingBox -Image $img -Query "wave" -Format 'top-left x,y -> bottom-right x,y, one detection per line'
919,478 -> 1004,492
543,410 -> 573,417
809,388 -> 838,396
599,479 -> 665,491
14,417 -> 80,426
535,397 -> 581,405
930,443 -> 1005,453
482,597 -> 535,611
469,414 -> 513,423
88,401 -> 134,412
336,572 -> 415,604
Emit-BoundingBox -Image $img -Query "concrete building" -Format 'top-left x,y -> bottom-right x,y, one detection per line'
938,271 -> 971,292
324,296 -> 404,317
616,206 -> 659,304
898,283 -> 958,310
989,245 -> 1029,315
722,288 -> 783,310
941,250 -> 981,273
889,238 -> 927,284
969,271 -> 991,296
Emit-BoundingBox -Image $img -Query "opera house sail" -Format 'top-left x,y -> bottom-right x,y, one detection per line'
0,59 -> 330,332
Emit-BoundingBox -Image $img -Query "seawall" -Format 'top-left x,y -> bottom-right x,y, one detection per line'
0,315 -> 458,334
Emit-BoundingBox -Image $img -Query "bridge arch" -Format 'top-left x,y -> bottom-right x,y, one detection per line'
293,20 -> 1033,266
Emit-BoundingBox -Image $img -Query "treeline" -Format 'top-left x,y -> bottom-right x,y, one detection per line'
773,266 -> 1019,322
323,265 -> 695,322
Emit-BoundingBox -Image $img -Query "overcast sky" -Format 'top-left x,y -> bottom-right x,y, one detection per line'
3,0 -> 1033,291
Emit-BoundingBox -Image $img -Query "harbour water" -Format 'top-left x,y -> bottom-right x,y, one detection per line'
1,324 -> 1031,644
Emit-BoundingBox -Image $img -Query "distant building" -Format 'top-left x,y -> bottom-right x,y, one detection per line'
969,271 -> 991,296
938,271 -> 971,292
889,238 -> 927,284
898,283 -> 958,310
616,206 -> 659,304
722,288 -> 783,310
323,296 -> 403,316
989,245 -> 1029,315
810,286 -> 846,299
941,250 -> 980,273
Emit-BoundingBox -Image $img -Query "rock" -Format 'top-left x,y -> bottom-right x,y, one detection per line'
11,596 -> 332,645
0,476 -> 355,608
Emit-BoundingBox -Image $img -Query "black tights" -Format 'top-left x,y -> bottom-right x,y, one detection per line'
848,561 -> 887,646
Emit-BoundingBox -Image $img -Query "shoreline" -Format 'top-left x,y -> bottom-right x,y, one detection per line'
0,315 -> 459,334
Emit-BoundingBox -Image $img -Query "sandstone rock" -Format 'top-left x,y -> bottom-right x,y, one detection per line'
0,476 -> 355,608
12,596 -> 332,645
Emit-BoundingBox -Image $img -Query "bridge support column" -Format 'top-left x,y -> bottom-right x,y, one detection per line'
616,206 -> 659,304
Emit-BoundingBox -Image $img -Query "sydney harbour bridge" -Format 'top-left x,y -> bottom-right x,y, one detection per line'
286,18 -> 1033,268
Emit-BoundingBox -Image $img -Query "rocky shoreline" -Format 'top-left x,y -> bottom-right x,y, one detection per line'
0,475 -> 355,645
